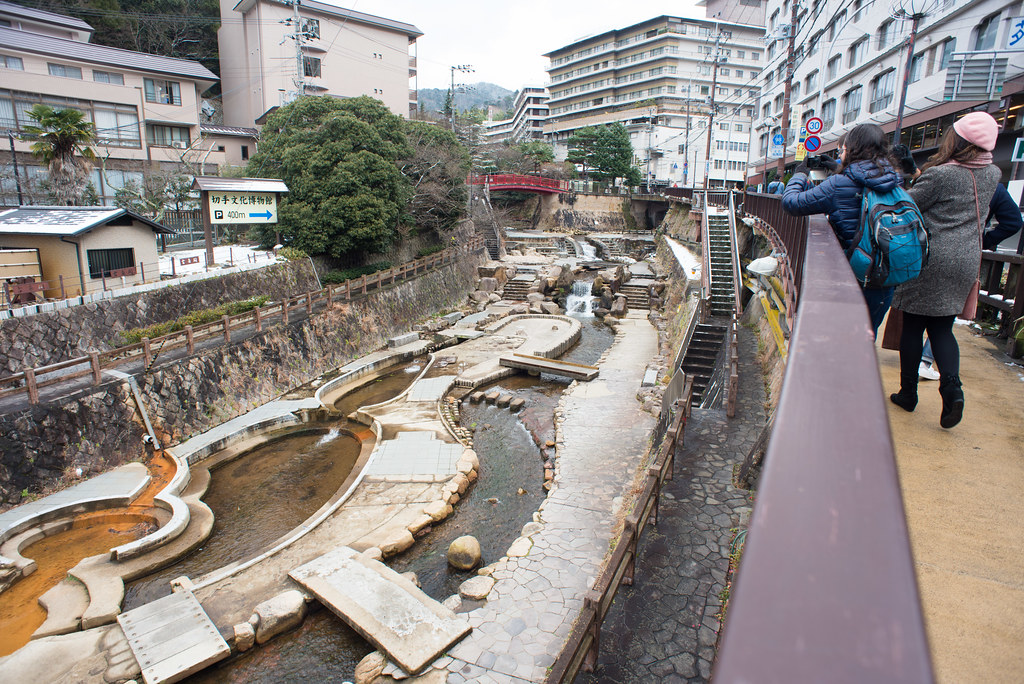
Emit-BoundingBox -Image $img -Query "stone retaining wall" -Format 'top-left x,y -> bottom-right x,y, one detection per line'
0,260 -> 320,374
0,251 -> 485,508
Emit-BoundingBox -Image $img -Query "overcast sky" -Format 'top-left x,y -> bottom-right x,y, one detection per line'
343,1 -> 705,92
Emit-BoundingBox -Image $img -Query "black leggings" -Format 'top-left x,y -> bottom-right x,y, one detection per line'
899,312 -> 959,379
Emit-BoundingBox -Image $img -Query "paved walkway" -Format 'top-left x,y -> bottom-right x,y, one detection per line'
877,324 -> 1024,683
578,325 -> 764,683
437,311 -> 659,683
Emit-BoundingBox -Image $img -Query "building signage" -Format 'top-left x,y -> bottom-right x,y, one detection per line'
795,124 -> 808,162
208,192 -> 278,224
769,133 -> 785,158
1012,138 -> 1024,163
1008,17 -> 1024,50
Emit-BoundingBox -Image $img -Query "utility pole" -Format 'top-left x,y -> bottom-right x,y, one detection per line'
646,105 -> 654,192
776,0 -> 799,179
282,0 -> 305,101
7,130 -> 23,205
684,79 -> 692,186
449,64 -> 474,133
703,27 -> 725,189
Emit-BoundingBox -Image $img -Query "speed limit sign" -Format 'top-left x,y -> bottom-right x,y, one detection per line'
806,117 -> 824,134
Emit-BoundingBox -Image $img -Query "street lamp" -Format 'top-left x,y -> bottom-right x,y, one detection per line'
892,0 -> 936,146
449,64 -> 474,132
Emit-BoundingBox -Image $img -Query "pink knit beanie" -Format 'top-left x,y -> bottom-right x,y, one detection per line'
952,112 -> 998,151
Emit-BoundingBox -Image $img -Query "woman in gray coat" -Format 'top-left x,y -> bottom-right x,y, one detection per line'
890,112 -> 1001,428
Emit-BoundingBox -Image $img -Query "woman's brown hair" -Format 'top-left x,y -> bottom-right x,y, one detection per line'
920,127 -> 986,172
839,123 -> 899,173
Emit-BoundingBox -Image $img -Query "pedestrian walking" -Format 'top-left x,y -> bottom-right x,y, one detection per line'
889,112 -> 1001,428
780,123 -> 901,335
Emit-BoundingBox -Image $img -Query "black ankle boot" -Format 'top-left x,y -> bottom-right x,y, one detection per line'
890,371 -> 918,412
939,374 -> 964,429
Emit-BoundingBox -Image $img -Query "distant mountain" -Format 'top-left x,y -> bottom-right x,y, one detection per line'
418,83 -> 516,115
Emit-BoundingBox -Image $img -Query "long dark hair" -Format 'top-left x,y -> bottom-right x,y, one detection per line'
840,123 -> 898,173
920,127 -> 986,172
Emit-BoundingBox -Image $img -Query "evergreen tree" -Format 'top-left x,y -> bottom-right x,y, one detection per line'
22,105 -> 97,205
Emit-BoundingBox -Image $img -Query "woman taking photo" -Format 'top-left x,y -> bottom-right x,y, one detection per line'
781,123 -> 900,334
889,112 -> 1001,428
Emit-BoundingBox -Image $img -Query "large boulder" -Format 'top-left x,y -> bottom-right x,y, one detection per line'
478,262 -> 508,285
478,277 -> 499,292
526,292 -> 545,303
599,286 -> 615,310
528,301 -> 545,314
610,294 -> 629,318
540,301 -> 562,315
254,590 -> 307,644
448,535 -> 482,570
598,265 -> 625,291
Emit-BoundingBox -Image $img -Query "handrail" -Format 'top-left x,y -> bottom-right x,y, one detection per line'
700,192 -> 711,318
714,216 -> 932,683
727,191 -> 744,315
979,249 -> 1023,356
0,238 -> 485,405
466,173 -> 568,191
546,374 -> 695,683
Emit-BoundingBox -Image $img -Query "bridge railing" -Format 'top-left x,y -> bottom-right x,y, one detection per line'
714,216 -> 933,683
466,174 -> 567,192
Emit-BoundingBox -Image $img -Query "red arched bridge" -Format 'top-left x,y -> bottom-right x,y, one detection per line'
467,174 -> 567,194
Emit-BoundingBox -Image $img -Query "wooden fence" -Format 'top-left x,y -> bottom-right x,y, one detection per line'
0,238 -> 484,405
545,374 -> 695,683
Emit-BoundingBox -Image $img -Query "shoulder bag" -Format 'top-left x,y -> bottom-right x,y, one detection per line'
960,170 -> 982,320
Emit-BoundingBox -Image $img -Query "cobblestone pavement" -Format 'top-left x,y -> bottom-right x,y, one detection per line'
578,325 -> 765,683
438,312 -> 659,683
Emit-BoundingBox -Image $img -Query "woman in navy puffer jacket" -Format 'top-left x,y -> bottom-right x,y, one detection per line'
781,123 -> 901,335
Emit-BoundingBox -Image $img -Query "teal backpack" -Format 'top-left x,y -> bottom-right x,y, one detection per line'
846,186 -> 929,288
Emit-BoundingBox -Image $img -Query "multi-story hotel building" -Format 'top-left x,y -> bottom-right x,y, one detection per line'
483,86 -> 550,143
218,0 -> 422,125
0,1 -> 225,205
753,0 -> 1024,182
543,14 -> 767,188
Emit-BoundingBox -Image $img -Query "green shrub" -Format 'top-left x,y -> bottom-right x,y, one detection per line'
119,295 -> 270,344
277,246 -> 308,261
321,262 -> 392,284
416,244 -> 445,258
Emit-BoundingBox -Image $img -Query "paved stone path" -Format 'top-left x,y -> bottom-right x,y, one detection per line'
578,325 -> 764,683
437,311 -> 659,683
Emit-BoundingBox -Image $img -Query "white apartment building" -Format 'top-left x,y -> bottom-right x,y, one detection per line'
218,0 -> 422,126
754,0 -> 1024,181
0,1 -> 225,205
483,86 -> 550,143
543,14 -> 767,188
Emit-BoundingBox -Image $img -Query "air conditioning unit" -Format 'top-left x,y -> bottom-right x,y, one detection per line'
170,141 -> 186,149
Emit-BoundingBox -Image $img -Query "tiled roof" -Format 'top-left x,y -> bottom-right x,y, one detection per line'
201,124 -> 259,137
0,26 -> 217,82
0,0 -> 92,33
0,206 -> 172,235
192,177 -> 289,193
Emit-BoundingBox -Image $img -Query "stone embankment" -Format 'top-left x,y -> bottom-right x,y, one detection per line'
0,260 -> 319,374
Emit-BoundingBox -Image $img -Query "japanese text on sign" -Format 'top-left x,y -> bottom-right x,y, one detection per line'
207,191 -> 278,224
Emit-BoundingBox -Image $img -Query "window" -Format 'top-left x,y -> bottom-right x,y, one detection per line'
769,10 -> 779,30
144,78 -> 181,105
735,70 -> 744,78
721,68 -> 730,76
869,70 -> 895,112
48,63 -> 82,79
751,51 -> 761,61
762,103 -> 771,118
880,20 -> 900,50
700,85 -> 709,95
809,32 -> 820,57
974,13 -> 999,50
910,52 -> 926,83
774,93 -> 784,111
146,124 -> 190,146
0,89 -> 141,147
940,38 -> 956,69
734,88 -> 743,95
819,102 -> 832,131
829,10 -> 846,41
301,17 -> 320,39
766,71 -> 774,86
805,70 -> 818,92
241,145 -> 249,161
303,56 -> 321,78
735,124 -> 743,132
93,103 -> 140,147
791,82 -> 801,100
768,42 -> 777,60
849,38 -> 867,68
827,55 -> 841,80
842,86 -> 862,123
1,55 -> 22,70
721,122 -> 730,130
737,50 -> 746,59
853,0 -> 864,22
87,248 -> 134,279
93,70 -> 123,85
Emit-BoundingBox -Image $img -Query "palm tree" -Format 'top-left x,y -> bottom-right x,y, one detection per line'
22,104 -> 97,205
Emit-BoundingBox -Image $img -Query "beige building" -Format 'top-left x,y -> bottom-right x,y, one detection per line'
0,1 -> 224,205
0,206 -> 171,299
483,86 -> 550,143
544,13 -> 766,188
201,124 -> 259,168
218,0 -> 422,126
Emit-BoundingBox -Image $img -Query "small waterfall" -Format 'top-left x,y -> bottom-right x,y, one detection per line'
316,428 -> 340,446
566,280 -> 596,316
580,242 -> 598,261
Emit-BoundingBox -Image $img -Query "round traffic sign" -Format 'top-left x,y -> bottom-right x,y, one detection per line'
805,117 -> 824,134
804,135 -> 822,152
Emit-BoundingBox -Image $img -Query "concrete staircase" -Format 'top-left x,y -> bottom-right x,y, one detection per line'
680,322 -> 727,403
707,213 -> 735,318
619,280 -> 653,310
502,275 -> 535,301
